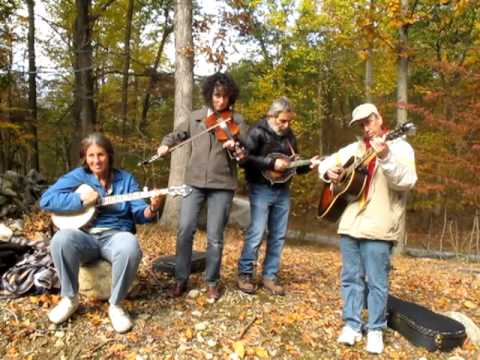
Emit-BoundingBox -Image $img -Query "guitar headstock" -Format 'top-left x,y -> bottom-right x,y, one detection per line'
166,185 -> 193,198
386,121 -> 416,141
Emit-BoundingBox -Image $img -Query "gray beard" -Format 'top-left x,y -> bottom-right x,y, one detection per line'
267,120 -> 286,136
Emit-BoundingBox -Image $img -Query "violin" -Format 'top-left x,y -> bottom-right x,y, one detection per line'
205,110 -> 247,162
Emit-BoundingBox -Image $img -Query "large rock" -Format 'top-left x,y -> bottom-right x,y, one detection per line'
444,311 -> 480,346
0,223 -> 13,241
79,260 -> 139,300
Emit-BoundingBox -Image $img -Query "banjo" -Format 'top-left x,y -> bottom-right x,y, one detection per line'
51,184 -> 192,230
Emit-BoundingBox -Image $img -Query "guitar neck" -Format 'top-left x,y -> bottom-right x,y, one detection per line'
287,159 -> 311,169
100,190 -> 166,206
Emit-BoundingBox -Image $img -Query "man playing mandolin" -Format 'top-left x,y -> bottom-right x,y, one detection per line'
156,72 -> 248,302
317,103 -> 417,354
237,97 -> 319,295
40,133 -> 164,333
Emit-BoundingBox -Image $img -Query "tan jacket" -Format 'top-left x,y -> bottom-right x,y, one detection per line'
161,107 -> 248,190
319,138 -> 417,242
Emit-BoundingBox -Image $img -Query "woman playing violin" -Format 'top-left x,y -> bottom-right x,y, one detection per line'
156,72 -> 248,302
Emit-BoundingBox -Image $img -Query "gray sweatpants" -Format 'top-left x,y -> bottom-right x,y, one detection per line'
50,229 -> 142,305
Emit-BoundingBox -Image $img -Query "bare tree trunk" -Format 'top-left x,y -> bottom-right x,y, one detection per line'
71,0 -> 96,165
397,0 -> 408,125
26,0 -> 39,171
121,0 -> 134,138
365,47 -> 373,102
139,8 -> 173,132
364,0 -> 374,102
160,0 -> 193,228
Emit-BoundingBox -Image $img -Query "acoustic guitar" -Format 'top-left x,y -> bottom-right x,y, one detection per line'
51,184 -> 192,230
318,122 -> 416,222
261,153 -> 314,185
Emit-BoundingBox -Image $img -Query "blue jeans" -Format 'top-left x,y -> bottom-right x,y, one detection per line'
50,229 -> 142,305
238,183 -> 290,280
339,235 -> 392,332
176,186 -> 234,286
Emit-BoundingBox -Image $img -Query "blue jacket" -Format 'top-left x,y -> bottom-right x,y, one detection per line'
39,167 -> 151,232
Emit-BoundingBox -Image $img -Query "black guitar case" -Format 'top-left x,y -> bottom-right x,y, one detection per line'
152,251 -> 206,275
387,295 -> 467,352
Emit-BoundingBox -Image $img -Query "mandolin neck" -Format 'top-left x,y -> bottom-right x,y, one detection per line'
287,159 -> 311,169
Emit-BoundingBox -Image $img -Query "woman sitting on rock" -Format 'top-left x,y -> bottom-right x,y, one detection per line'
39,133 -> 163,333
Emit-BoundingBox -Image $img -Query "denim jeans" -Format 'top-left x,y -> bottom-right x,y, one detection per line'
176,186 -> 234,286
339,235 -> 392,332
50,229 -> 142,305
238,183 -> 290,280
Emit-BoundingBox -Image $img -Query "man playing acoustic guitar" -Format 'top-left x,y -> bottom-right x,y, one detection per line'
318,103 -> 417,354
237,97 -> 319,295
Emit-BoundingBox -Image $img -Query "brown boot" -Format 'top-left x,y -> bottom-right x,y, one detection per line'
207,284 -> 223,302
237,274 -> 257,294
168,281 -> 187,298
262,278 -> 285,296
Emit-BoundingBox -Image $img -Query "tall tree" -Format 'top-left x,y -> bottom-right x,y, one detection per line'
396,0 -> 409,125
71,0 -> 96,165
26,0 -> 39,171
139,2 -> 174,132
121,0 -> 134,137
160,0 -> 193,227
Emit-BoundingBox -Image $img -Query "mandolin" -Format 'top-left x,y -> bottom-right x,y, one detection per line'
318,122 -> 416,222
261,153 -> 314,185
51,184 -> 192,230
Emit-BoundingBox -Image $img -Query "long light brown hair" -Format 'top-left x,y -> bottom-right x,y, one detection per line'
79,133 -> 114,174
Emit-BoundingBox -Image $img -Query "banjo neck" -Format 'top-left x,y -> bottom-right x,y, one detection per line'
99,189 -> 168,207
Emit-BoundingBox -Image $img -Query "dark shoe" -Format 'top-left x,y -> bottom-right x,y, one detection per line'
262,278 -> 285,296
237,274 -> 257,294
168,281 -> 187,298
207,284 -> 222,302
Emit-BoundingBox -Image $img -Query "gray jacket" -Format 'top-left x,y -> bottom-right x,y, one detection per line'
161,107 -> 248,190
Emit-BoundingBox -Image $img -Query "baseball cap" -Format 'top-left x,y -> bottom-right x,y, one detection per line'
349,103 -> 379,126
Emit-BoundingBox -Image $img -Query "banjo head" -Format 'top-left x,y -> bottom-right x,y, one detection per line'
50,184 -> 96,230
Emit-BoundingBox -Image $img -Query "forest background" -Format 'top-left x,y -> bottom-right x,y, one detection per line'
1,0 -> 479,254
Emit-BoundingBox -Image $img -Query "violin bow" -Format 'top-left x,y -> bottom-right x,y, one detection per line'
138,117 -> 231,166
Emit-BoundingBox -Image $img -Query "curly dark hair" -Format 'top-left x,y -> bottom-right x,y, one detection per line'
201,72 -> 239,109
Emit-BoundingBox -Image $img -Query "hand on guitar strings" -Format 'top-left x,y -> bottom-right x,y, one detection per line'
309,155 -> 322,169
370,135 -> 389,159
80,189 -> 100,207
274,157 -> 290,172
326,166 -> 345,184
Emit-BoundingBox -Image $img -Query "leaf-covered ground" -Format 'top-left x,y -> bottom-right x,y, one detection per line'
1,224 -> 479,360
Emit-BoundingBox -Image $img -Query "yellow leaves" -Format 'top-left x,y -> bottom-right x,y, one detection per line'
357,50 -> 369,61
254,346 -> 269,358
463,300 -> 477,309
185,327 -> 194,341
233,340 -> 245,358
85,312 -> 103,327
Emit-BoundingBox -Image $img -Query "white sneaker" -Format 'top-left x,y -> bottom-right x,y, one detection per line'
337,325 -> 362,345
108,304 -> 133,333
48,296 -> 79,324
366,330 -> 384,354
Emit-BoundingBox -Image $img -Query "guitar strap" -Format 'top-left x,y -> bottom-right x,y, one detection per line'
286,140 -> 296,159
